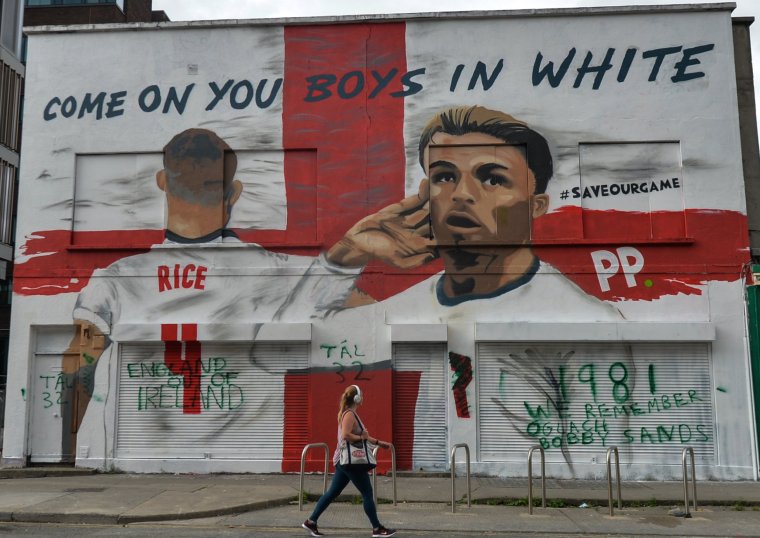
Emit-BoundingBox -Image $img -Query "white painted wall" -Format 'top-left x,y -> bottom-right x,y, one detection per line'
2,5 -> 754,480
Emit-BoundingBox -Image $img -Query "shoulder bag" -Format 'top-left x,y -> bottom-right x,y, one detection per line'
338,411 -> 377,469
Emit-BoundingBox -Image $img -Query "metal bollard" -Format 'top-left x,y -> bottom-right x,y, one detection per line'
371,443 -> 397,506
527,445 -> 546,515
450,443 -> 471,513
606,446 -> 622,516
681,447 -> 698,516
299,443 -> 329,511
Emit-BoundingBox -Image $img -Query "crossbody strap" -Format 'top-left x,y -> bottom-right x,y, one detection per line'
351,410 -> 365,432
342,409 -> 364,433
341,410 -> 369,465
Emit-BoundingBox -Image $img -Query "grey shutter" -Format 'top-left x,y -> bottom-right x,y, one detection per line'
478,342 -> 714,465
116,342 -> 308,459
393,343 -> 448,470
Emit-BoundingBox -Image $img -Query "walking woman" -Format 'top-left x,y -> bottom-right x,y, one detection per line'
302,385 -> 397,537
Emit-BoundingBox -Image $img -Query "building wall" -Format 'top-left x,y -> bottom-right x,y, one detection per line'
2,5 -> 756,480
734,18 -> 760,259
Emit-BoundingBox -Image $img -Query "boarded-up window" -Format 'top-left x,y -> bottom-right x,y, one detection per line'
578,143 -> 685,240
72,150 -> 296,246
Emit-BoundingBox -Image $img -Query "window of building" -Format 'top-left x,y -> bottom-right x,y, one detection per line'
25,0 -> 124,10
578,142 -> 685,240
0,159 -> 16,245
71,150 -> 295,247
0,54 -> 23,152
1,0 -> 23,56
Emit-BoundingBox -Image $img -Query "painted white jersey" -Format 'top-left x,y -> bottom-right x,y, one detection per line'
73,238 -> 361,334
377,260 -> 623,470
383,261 -> 623,323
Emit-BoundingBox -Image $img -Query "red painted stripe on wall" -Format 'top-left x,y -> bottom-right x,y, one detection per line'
354,208 -> 749,301
282,368 -> 416,474
14,208 -> 748,301
280,22 -> 408,472
13,230 -> 159,296
161,323 -> 202,414
281,22 -> 407,251
534,208 -> 750,301
282,370 -> 311,471
392,370 -> 422,471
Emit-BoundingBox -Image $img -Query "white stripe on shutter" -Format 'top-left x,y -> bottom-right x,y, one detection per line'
478,342 -> 714,465
116,342 -> 308,459
393,343 -> 448,470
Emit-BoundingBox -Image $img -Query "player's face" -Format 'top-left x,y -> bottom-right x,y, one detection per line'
426,132 -> 545,246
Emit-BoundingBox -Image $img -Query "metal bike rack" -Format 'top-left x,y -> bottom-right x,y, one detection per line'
371,443 -> 397,506
681,447 -> 698,516
527,445 -> 546,515
606,446 -> 623,516
299,443 -> 329,511
450,443 -> 471,513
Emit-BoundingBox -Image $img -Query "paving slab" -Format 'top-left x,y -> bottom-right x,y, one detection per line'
0,491 -> 68,523
10,487 -> 161,524
0,490 -> 67,511
0,470 -> 759,529
119,484 -> 296,523
561,505 -> 760,537
225,502 -> 760,536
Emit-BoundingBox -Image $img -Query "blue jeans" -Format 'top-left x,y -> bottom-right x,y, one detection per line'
309,463 -> 381,528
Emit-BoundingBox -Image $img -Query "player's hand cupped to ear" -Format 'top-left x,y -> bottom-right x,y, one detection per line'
327,178 -> 436,269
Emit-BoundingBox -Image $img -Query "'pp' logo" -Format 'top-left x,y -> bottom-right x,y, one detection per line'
590,247 -> 645,292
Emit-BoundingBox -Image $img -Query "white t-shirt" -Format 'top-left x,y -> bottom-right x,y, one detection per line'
378,259 -> 623,469
73,237 -> 361,333
383,260 -> 623,323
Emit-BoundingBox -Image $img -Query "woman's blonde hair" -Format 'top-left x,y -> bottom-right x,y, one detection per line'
337,385 -> 360,422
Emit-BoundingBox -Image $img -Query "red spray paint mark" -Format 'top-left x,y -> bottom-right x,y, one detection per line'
448,352 -> 472,419
161,323 -> 202,414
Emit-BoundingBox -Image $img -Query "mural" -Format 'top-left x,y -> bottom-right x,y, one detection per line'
62,129 -> 360,436
3,8 -> 754,479
332,106 -> 628,321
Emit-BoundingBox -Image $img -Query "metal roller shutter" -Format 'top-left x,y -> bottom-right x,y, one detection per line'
116,342 -> 308,459
478,342 -> 714,465
393,343 -> 447,470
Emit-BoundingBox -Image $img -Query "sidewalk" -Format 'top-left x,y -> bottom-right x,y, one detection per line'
1,466 -> 760,529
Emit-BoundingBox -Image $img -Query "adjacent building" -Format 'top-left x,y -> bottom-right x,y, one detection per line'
0,0 -> 24,446
2,3 -> 759,480
24,0 -> 168,26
